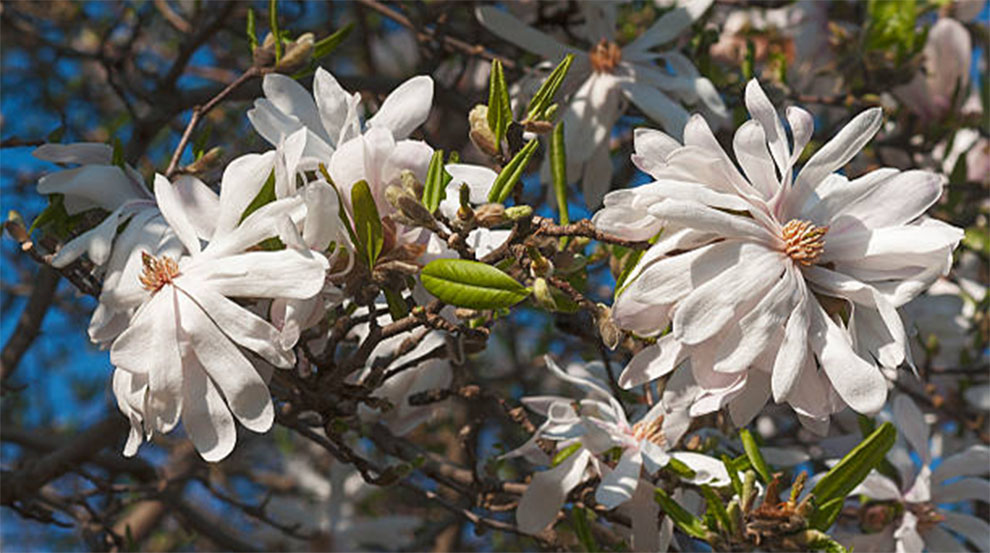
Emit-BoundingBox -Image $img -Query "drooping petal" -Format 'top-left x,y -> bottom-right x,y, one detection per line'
180,357 -> 237,462
595,448 -> 643,510
515,449 -> 592,534
809,300 -> 887,415
367,75 -> 434,139
38,165 -> 147,213
728,370 -> 771,427
618,335 -> 685,389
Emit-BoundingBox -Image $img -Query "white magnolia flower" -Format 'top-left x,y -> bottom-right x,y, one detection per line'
598,79 -> 963,432
894,18 -> 973,122
33,143 -> 220,346
477,0 -> 728,206
107,174 -> 329,461
843,395 -> 990,553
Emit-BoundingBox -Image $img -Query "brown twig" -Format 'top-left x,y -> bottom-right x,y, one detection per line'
1,265 -> 59,382
533,216 -> 652,250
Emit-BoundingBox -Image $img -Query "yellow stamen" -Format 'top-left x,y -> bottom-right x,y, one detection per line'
781,219 -> 827,266
139,252 -> 180,292
632,415 -> 666,446
589,39 -> 622,73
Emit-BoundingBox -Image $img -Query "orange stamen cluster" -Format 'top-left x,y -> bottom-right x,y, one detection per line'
589,39 -> 622,73
632,415 -> 666,446
139,252 -> 180,292
781,219 -> 827,266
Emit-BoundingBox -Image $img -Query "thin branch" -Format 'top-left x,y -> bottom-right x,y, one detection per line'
1,265 -> 59,381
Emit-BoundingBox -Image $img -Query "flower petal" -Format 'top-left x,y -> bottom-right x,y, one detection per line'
476,6 -> 577,60
851,471 -> 903,501
809,300 -> 887,415
181,357 -> 237,462
624,0 -> 713,52
933,477 -> 990,504
367,75 -> 434,139
595,448 -> 643,510
215,151 -> 277,237
618,335 -> 685,389
196,249 -> 327,300
154,174 -> 201,255
932,445 -> 990,485
940,511 -> 990,551
261,73 -> 331,144
516,449 -> 592,534
620,80 -> 690,138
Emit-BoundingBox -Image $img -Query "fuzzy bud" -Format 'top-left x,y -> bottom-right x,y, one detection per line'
523,119 -> 554,134
386,185 -> 437,230
468,105 -> 500,156
532,277 -> 557,311
595,303 -> 622,350
399,169 -> 423,198
474,203 -> 506,227
253,32 -> 278,67
505,205 -> 533,221
276,33 -> 314,73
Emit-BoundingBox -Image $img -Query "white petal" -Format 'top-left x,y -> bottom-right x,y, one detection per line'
632,127 -> 681,172
154,174 -> 201,255
715,265 -> 798,373
215,151 -> 276,237
52,205 -> 130,267
618,335 -> 685,389
261,73 -> 331,144
933,477 -> 990,503
181,358 -> 237,462
772,283 -> 810,401
646,199 -> 778,245
893,394 -> 930,464
920,526 -> 967,553
195,249 -> 327,300
894,511 -> 925,553
367,75 -> 434,139
829,170 -> 944,233
516,449 -> 591,534
313,67 -> 361,147
728,370 -> 771,427
733,119 -> 778,199
33,142 -> 112,164
743,79 -> 789,181
940,511 -> 990,551
823,224 -> 964,265
203,197 -> 307,258
932,445 -> 990,485
810,300 -> 887,415
176,291 -> 273,433
38,165 -> 146,213
670,452 -> 732,487
172,175 -> 219,241
595,448 -> 643,510
476,6 -> 576,60
624,0 -> 713,52
620,80 -> 690,139
851,471 -> 903,501
626,479 -> 660,552
247,98 -> 304,147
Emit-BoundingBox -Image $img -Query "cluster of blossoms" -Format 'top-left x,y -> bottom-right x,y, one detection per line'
21,1 -> 987,551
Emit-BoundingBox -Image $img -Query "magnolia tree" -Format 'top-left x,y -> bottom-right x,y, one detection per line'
1,1 -> 988,552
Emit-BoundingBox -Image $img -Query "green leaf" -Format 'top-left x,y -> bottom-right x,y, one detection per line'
46,126 -> 65,143
570,506 -> 598,553
487,138 -> 539,204
722,454 -> 743,497
810,422 -> 896,522
420,259 -> 530,310
111,137 -> 125,169
487,59 -> 512,147
192,125 -> 212,161
700,485 -> 731,534
28,194 -> 68,235
654,487 -> 710,541
246,7 -> 258,51
384,288 -> 409,320
550,121 -> 569,248
351,179 -> 384,269
552,442 -> 583,467
269,0 -> 282,63
665,456 -> 697,480
526,54 -> 574,122
739,428 -> 771,484
422,149 -> 446,213
239,171 -> 276,223
313,23 -> 354,60
808,496 -> 846,532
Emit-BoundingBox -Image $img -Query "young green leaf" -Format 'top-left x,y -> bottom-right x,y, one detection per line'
384,288 -> 409,320
246,7 -> 258,51
526,54 -> 574,122
422,149 -> 446,213
665,456 -> 697,480
722,454 -> 743,497
269,0 -> 282,63
420,259 -> 530,310
810,421 -> 896,519
487,59 -> 512,147
239,171 -> 276,223
808,496 -> 846,532
550,121 -> 569,249
313,23 -> 354,60
653,487 -> 711,541
552,443 -> 582,467
570,506 -> 598,553
351,179 -> 384,269
487,138 -> 539,204
739,428 -> 771,484
700,485 -> 731,535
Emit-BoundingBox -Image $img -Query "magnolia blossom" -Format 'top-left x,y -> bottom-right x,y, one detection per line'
894,18 -> 974,123
842,395 -> 990,552
107,174 -> 328,460
477,0 -> 727,205
598,79 -> 963,432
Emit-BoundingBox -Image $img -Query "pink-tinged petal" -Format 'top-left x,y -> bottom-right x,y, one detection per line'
367,75 -> 434,139
611,297 -> 672,337
733,120 -> 778,199
646,179 -> 755,212
592,200 -> 662,241
743,79 -> 789,180
829,170 -> 944,233
261,73 -> 330,144
596,448 -> 643,509
920,526 -> 967,553
772,284 -> 810,401
810,300 -> 887,415
618,242 -> 718,307
932,445 -> 990,485
672,243 -> 782,345
647,199 -> 778,246
215,151 -> 277,237
623,0 -> 713,52
181,358 -> 237,462
475,6 -> 576,60
932,477 -> 990,503
620,80 -> 690,139
619,335 -> 685,389
894,511 -> 924,553
786,107 -> 883,220
179,280 -> 295,369
33,142 -> 112,165
516,449 -> 592,534
176,291 -> 273,434
154,174 -> 201,255
925,18 -> 971,111
851,471 -> 903,501
893,394 -> 931,464
38,165 -> 146,213
545,356 -> 613,402
173,175 -> 219,241
940,511 -> 990,551
197,249 -> 327,300
728,370 -> 771,427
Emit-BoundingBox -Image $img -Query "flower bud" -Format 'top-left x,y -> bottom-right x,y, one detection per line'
523,119 -> 554,134
400,169 -> 422,198
474,203 -> 506,227
595,303 -> 622,350
468,104 -> 500,156
528,247 -> 554,278
182,146 -> 223,175
505,205 -> 533,221
276,33 -> 314,73
253,32 -> 278,67
532,277 -> 557,311
386,184 -> 437,230
4,211 -> 28,243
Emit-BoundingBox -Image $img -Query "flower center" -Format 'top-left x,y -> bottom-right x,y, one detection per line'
589,39 -> 622,73
139,252 -> 180,292
631,415 -> 666,446
781,219 -> 828,266
907,502 -> 945,531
